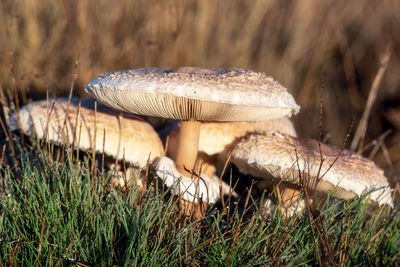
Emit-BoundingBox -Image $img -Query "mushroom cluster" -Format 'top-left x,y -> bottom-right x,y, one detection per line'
6,66 -> 392,219
83,66 -> 393,217
4,66 -> 393,220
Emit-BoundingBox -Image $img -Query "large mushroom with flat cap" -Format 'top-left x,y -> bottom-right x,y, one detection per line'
5,98 -> 164,188
231,131 -> 393,208
85,67 -> 300,206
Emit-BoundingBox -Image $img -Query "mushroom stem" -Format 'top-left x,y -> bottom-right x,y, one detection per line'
176,120 -> 201,177
280,186 -> 301,208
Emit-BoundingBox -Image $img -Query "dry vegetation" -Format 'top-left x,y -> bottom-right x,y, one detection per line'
1,1 -> 400,264
0,1 -> 399,184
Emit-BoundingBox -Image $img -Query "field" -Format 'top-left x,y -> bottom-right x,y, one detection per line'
0,0 -> 400,265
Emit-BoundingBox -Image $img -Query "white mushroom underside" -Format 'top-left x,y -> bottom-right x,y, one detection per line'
84,88 -> 295,121
232,132 -> 393,207
85,68 -> 300,119
153,156 -> 237,203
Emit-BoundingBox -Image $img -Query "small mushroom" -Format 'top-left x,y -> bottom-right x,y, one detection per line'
231,131 -> 393,208
85,67 -> 300,207
5,98 -> 164,188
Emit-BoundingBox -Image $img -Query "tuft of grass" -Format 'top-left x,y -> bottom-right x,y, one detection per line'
0,137 -> 399,265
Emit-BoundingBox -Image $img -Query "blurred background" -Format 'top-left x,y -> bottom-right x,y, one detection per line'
0,0 -> 399,185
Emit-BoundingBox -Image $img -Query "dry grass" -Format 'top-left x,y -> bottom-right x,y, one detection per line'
1,0 -> 399,183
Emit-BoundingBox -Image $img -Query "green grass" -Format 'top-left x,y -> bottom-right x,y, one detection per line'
0,139 -> 399,266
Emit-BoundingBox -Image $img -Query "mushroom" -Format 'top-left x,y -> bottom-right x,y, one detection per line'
84,67 -> 300,206
166,116 -> 297,177
231,131 -> 393,209
5,98 -> 164,188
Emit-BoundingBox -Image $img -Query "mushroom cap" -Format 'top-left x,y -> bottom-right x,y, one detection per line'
10,98 -> 164,168
167,117 -> 297,158
153,156 -> 237,203
231,132 -> 393,206
84,67 -> 300,121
